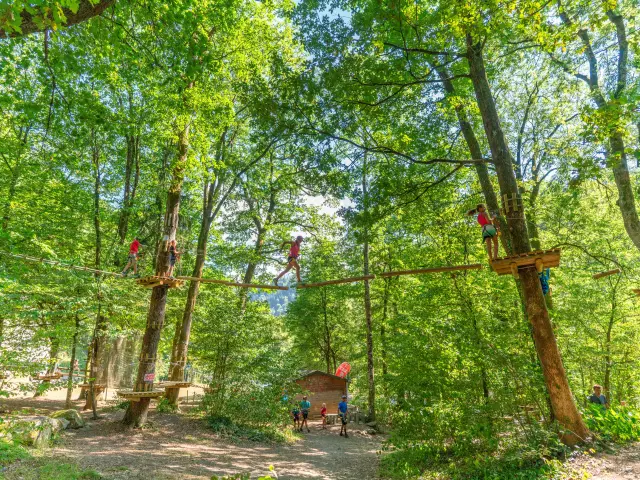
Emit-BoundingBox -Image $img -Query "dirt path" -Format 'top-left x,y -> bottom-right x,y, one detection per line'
567,444 -> 640,480
2,398 -> 382,480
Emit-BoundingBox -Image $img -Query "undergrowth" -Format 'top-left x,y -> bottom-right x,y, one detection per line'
1,458 -> 102,479
207,415 -> 295,444
0,439 -> 30,466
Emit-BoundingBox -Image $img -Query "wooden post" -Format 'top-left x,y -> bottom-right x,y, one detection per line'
535,258 -> 544,273
510,263 -> 519,279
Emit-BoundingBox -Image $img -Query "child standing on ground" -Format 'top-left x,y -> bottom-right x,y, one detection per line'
300,395 -> 311,433
292,405 -> 301,430
467,204 -> 499,261
121,237 -> 141,276
320,403 -> 327,429
274,236 -> 303,286
338,394 -> 348,438
167,239 -> 179,278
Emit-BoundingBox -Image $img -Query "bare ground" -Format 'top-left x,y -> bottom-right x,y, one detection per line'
566,444 -> 640,480
1,396 -> 382,480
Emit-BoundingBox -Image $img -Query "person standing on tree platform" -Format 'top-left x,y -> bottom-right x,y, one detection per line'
121,237 -> 141,277
588,384 -> 608,409
274,236 -> 304,286
338,394 -> 349,438
467,204 -> 500,262
167,239 -> 180,278
299,395 -> 311,433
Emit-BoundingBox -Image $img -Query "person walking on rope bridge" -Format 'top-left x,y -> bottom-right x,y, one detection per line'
121,237 -> 141,277
300,395 -> 311,433
167,239 -> 180,278
274,236 -> 304,286
467,204 -> 499,262
338,394 -> 349,438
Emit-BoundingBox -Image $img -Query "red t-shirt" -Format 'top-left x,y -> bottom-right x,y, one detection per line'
477,213 -> 491,227
129,239 -> 140,254
289,242 -> 300,258
320,407 -> 327,416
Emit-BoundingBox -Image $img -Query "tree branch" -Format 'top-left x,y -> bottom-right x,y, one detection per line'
0,0 -> 115,38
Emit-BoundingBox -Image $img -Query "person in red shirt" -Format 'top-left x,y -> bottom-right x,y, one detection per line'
121,237 -> 141,277
467,204 -> 499,261
274,236 -> 303,286
320,403 -> 327,429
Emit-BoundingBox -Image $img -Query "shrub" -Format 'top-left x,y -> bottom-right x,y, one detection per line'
156,397 -> 178,413
584,404 -> 640,443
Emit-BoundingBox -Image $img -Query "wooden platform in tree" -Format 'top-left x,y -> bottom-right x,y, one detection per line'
157,381 -> 192,389
136,276 -> 184,289
117,389 -> 165,402
593,269 -> 621,280
632,289 -> 640,296
490,248 -> 561,279
35,373 -> 63,381
79,383 -> 105,390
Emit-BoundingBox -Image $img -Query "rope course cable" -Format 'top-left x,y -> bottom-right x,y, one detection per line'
1,250 -> 126,278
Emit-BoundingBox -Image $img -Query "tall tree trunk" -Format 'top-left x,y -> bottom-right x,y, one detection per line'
321,289 -> 332,374
466,36 -> 588,445
432,62 -> 511,254
77,344 -> 92,401
604,286 -> 617,400
65,314 -> 81,408
362,153 -> 376,422
609,133 -> 640,250
86,138 -> 105,418
166,177 -> 218,406
118,133 -> 141,245
124,121 -> 190,427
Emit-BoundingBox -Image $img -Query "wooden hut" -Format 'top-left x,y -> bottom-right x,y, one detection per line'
295,370 -> 347,418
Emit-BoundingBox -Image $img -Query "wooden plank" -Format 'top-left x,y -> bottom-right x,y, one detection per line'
176,276 -> 288,291
379,264 -> 483,278
296,275 -> 376,289
593,269 -> 621,280
158,381 -> 192,389
491,249 -> 561,276
117,389 -> 164,399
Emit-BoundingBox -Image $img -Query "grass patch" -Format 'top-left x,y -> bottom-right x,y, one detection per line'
0,439 -> 30,466
207,415 -> 296,444
378,444 -> 584,480
1,458 -> 102,480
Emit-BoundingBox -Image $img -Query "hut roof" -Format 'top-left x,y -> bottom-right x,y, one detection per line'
297,370 -> 347,382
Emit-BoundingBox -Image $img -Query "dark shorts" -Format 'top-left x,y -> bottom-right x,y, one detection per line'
293,412 -> 300,421
302,410 -> 309,419
170,255 -> 176,266
321,413 -> 326,418
340,413 -> 347,425
287,256 -> 298,263
128,253 -> 138,260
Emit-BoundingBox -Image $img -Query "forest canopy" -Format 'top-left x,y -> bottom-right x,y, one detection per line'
0,0 -> 639,478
